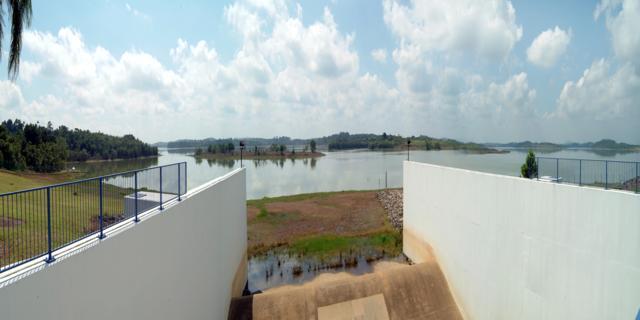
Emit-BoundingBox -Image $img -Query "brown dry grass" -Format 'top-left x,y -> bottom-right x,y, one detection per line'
247,191 -> 393,254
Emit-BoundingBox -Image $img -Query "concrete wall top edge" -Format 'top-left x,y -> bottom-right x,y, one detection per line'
404,160 -> 639,197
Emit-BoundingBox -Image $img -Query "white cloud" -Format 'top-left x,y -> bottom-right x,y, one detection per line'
125,3 -> 151,22
556,59 -> 639,119
383,0 -> 526,116
0,81 -> 26,110
9,0 -> 637,144
383,0 -> 522,61
595,0 -> 640,67
542,0 -> 640,142
371,48 -> 387,63
527,26 -> 571,68
10,3 -> 398,141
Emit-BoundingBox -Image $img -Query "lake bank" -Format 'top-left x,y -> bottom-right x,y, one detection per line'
0,169 -> 84,193
194,151 -> 325,160
246,190 -> 407,291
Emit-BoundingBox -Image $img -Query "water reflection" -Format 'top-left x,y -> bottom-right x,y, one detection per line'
73,148 -> 640,199
248,249 -> 408,292
66,156 -> 158,178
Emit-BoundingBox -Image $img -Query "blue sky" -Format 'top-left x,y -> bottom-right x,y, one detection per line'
1,0 -> 638,143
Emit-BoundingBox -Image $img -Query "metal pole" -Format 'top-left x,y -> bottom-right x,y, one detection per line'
636,162 -> 640,193
99,177 -> 106,239
605,161 -> 608,190
536,157 -> 539,180
579,159 -> 582,186
556,158 -> 559,182
240,148 -> 243,168
184,163 -> 187,194
159,167 -> 163,210
385,171 -> 388,189
45,187 -> 55,263
134,171 -> 139,222
178,163 -> 182,201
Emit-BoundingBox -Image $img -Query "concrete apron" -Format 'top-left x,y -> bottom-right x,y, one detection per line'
228,260 -> 462,320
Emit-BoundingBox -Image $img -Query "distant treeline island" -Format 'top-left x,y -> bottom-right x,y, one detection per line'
159,132 -> 639,158
161,132 -> 508,156
0,119 -> 157,173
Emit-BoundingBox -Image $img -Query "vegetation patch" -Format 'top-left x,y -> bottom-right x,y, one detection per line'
0,119 -> 157,173
289,232 -> 402,257
247,190 -> 399,256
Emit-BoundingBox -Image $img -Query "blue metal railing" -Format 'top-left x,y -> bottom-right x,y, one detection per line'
536,157 -> 639,193
0,162 -> 187,273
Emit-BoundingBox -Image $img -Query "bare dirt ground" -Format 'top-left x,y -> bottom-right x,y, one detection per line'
0,217 -> 23,228
247,191 -> 393,254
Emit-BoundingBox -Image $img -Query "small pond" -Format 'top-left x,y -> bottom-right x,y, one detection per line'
247,247 -> 409,292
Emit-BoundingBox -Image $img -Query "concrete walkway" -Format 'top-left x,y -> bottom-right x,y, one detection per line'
228,261 -> 462,320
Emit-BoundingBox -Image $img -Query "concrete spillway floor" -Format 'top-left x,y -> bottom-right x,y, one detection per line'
228,261 -> 462,320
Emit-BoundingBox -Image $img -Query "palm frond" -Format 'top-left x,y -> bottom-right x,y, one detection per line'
8,0 -> 32,80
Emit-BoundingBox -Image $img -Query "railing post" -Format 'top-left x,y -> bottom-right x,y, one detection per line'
536,157 -> 539,180
605,161 -> 608,190
636,162 -> 639,194
134,171 -> 139,223
159,167 -> 163,210
579,159 -> 582,186
45,187 -> 55,263
99,177 -> 106,239
556,158 -> 559,182
178,163 -> 182,201
184,162 -> 187,194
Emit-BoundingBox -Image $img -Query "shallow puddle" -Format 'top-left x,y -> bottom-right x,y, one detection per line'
248,248 -> 408,292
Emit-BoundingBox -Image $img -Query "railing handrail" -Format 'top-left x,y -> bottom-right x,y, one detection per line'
535,156 -> 639,194
0,161 -> 188,274
535,156 -> 639,165
0,162 -> 187,197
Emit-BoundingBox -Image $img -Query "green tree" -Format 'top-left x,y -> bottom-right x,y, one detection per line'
310,139 -> 316,153
279,144 -> 286,156
520,150 -> 538,178
1,0 -> 32,79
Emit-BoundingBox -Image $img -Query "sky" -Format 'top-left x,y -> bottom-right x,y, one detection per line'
0,0 -> 638,144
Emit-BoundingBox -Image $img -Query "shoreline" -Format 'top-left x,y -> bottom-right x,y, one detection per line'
66,154 -> 159,164
194,151 -> 325,160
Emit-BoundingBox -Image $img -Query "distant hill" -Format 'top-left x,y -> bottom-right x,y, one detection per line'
487,139 -> 639,151
165,136 -> 310,149
0,119 -> 157,172
161,132 -> 505,154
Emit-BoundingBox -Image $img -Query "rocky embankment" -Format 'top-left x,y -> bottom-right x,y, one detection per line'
376,189 -> 403,231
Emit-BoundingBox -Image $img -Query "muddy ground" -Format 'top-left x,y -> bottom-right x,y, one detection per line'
247,191 -> 396,254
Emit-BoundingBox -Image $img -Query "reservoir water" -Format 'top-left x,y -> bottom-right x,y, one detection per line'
69,148 -> 640,199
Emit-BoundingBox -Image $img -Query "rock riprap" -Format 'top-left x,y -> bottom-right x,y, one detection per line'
376,189 -> 403,230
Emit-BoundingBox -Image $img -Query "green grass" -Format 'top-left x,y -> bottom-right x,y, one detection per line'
249,190 -> 369,221
0,170 -> 42,194
0,172 -> 139,269
289,232 -> 402,257
247,189 -> 373,206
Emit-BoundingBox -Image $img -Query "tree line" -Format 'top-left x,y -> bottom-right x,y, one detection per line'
0,119 -> 157,172
194,140 -> 317,157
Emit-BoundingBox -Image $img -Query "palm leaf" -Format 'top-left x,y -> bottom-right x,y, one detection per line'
7,0 -> 32,80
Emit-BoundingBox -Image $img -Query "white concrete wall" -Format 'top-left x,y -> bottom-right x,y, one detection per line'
0,168 -> 247,320
403,161 -> 640,320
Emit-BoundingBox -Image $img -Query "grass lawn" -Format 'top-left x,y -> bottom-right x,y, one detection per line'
0,170 -> 141,270
0,169 -> 84,194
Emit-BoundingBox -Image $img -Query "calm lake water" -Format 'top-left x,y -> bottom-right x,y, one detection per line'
69,148 -> 640,199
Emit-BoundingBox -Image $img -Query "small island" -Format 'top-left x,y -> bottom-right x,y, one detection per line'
193,140 -> 324,160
